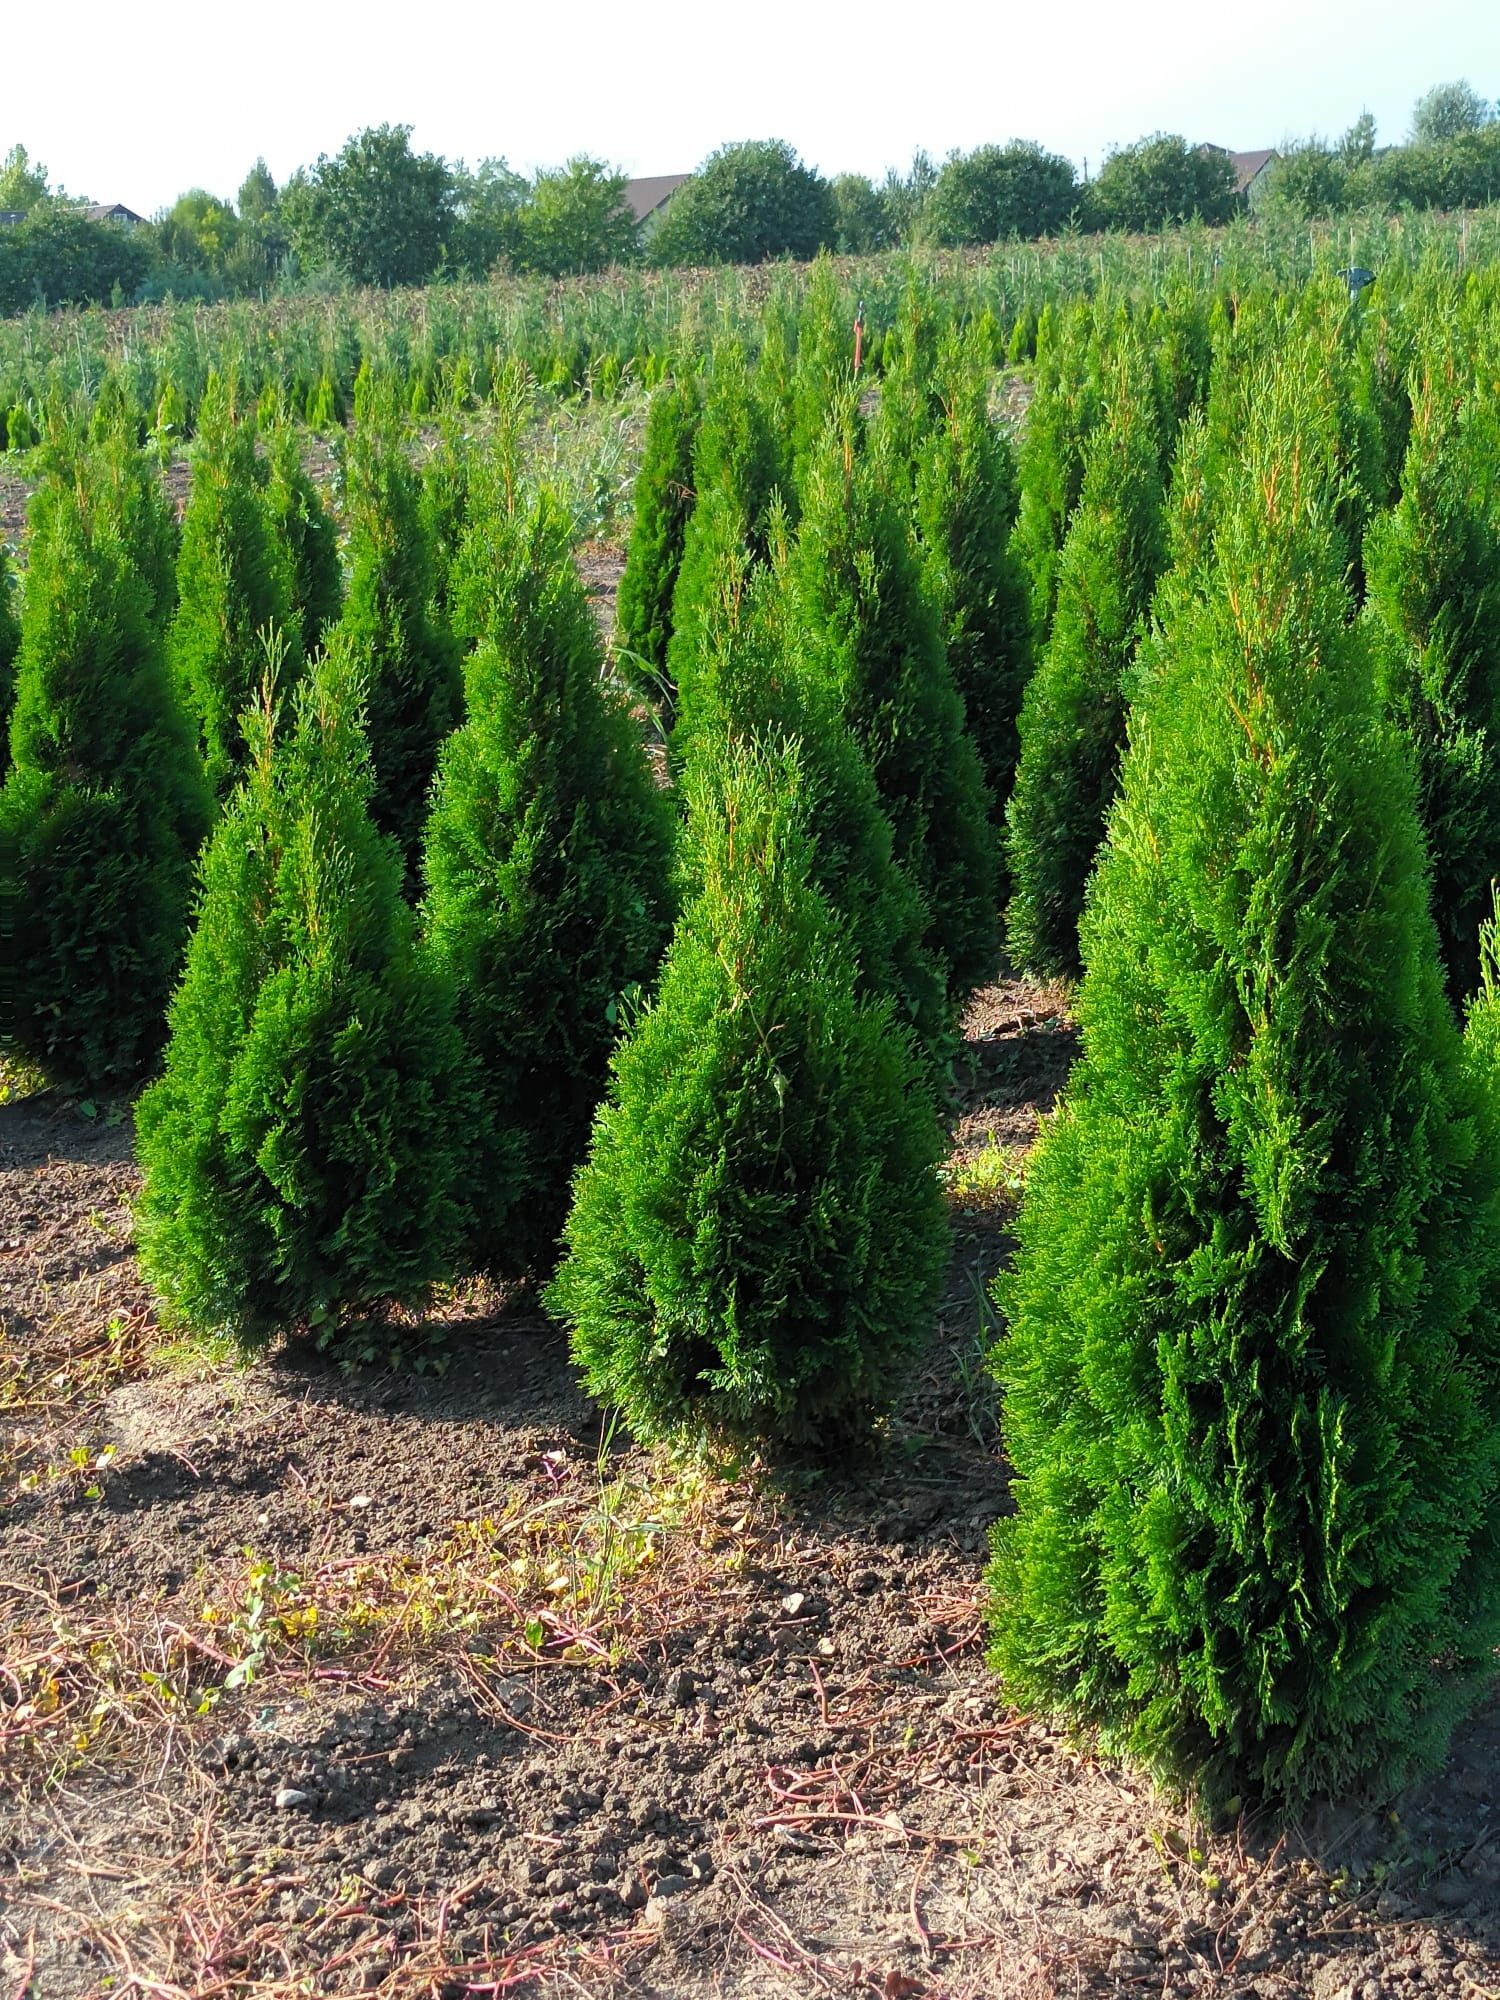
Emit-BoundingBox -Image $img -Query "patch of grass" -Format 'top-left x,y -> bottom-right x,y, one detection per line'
946,1138 -> 1028,1214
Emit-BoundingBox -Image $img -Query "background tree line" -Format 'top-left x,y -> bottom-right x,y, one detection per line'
0,78 -> 1495,316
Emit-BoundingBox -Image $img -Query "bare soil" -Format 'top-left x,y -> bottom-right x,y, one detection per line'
4,983 -> 1500,2000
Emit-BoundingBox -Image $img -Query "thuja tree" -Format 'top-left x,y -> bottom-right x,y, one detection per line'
337,386 -> 462,880
1010,302 -> 1105,652
661,344 -> 781,730
421,490 -> 676,1281
1,476 -> 210,1090
0,542 -> 19,780
135,638 -> 473,1352
907,327 -> 1032,832
169,383 -> 300,797
418,417 -> 475,627
263,423 -> 343,656
794,410 -> 998,1000
614,376 -> 700,711
673,543 -> 951,1067
789,258 -> 853,504
987,365 -> 1500,1812
547,739 -> 949,1448
1005,348 -> 1167,980
92,418 -> 180,630
1365,346 -> 1500,1000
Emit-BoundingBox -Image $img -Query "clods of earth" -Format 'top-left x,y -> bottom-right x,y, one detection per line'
3,980 -> 1500,1997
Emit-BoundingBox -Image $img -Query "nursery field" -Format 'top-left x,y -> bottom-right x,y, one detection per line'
7,986 -> 1500,2000
9,228 -> 1500,1998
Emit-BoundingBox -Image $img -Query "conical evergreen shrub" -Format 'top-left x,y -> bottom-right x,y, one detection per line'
1010,302 -> 1105,651
673,537 -> 951,1066
1365,346 -> 1500,1000
169,384 -> 300,797
135,638 -> 473,1352
1004,350 -> 1167,981
793,411 -> 998,1000
908,328 -> 1032,830
421,490 -> 676,1280
263,423 -> 343,657
418,417 -> 474,626
1,475 -> 211,1090
336,391 -> 463,881
987,365 -> 1500,1812
658,345 -> 782,733
0,542 -> 19,782
614,376 -> 700,712
547,739 -> 949,1448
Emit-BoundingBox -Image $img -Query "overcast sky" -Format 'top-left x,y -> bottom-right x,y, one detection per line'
10,0 -> 1499,215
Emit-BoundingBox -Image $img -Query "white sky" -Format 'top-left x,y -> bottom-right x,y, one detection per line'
9,0 -> 1500,215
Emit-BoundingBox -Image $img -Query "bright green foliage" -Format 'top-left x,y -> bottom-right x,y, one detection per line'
263,424 -> 343,654
794,413 -> 999,1000
988,367 -> 1500,1812
661,347 -> 781,731
0,542 -> 19,780
421,492 -> 676,1280
1365,347 -> 1500,999
417,419 -> 475,625
1010,304 -> 1105,650
91,420 -> 179,629
673,544 -> 951,1066
168,385 -> 300,797
517,157 -> 637,277
909,330 -> 1032,830
789,261 -> 855,501
1005,352 -> 1167,979
336,388 -> 462,878
1,474 -> 210,1090
547,739 -> 949,1448
614,377 -> 700,710
135,640 -> 473,1352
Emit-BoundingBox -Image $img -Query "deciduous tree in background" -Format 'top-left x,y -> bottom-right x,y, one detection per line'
649,140 -> 836,267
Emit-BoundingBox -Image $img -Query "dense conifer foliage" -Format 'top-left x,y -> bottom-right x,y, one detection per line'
793,413 -> 998,999
1,474 -> 210,1089
548,741 -> 948,1447
168,383 -> 300,796
263,423 -> 343,656
1365,342 -> 1500,1000
614,377 -> 700,711
135,640 -> 473,1351
907,327 -> 1032,829
1005,348 -> 1167,979
987,367 -> 1500,1810
421,491 -> 676,1280
0,542 -> 19,781
673,542 -> 951,1067
336,385 -> 462,880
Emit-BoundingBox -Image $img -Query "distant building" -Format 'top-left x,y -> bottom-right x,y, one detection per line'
1,201 -> 147,228
1202,146 -> 1280,210
78,202 -> 146,226
623,174 -> 690,240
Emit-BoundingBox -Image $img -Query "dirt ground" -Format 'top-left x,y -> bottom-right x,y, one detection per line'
4,980 -> 1500,2000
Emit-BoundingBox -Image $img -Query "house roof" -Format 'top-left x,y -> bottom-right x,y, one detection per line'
622,174 -> 690,225
79,202 -> 145,224
0,210 -> 27,227
1225,148 -> 1278,192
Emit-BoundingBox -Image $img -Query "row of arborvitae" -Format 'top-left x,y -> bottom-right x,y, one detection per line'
986,356 -> 1500,1816
1,384 -> 481,1094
